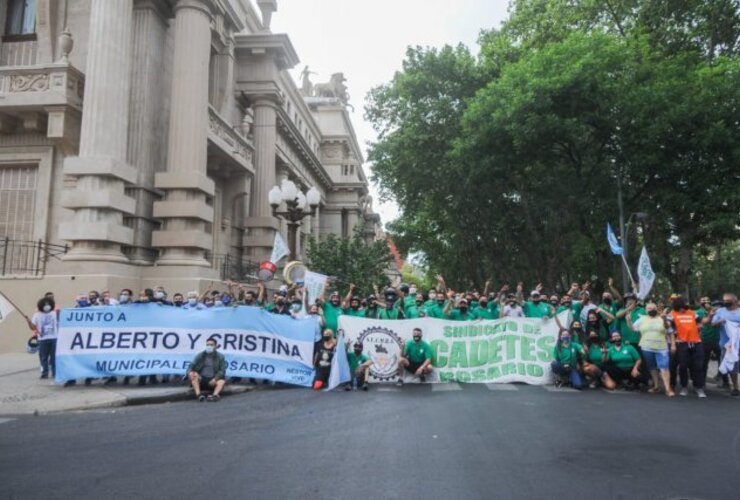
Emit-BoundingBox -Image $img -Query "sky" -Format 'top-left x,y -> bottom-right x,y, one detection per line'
270,0 -> 511,227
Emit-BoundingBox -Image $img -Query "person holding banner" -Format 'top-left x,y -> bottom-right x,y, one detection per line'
313,329 -> 337,390
626,302 -> 675,397
396,328 -> 433,386
712,293 -> 740,396
26,296 -> 58,380
187,337 -> 227,402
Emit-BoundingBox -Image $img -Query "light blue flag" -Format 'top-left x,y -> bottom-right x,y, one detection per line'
606,223 -> 624,256
325,334 -> 351,391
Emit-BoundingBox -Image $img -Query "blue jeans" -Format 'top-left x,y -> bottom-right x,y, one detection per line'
551,361 -> 583,389
38,338 -> 56,377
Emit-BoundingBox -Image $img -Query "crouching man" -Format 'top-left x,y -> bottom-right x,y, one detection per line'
187,337 -> 227,402
397,328 -> 434,386
346,341 -> 373,391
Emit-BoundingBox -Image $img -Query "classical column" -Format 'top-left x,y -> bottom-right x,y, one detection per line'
152,0 -> 214,266
244,97 -> 280,261
126,0 -> 170,265
60,0 -> 136,262
312,204 -> 321,241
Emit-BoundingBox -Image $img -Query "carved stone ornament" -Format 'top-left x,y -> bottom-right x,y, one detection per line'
9,74 -> 50,92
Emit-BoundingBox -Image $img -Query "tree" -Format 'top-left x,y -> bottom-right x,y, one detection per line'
306,225 -> 393,297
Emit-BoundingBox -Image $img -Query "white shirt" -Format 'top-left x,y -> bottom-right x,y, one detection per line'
502,304 -> 524,318
32,311 -> 58,340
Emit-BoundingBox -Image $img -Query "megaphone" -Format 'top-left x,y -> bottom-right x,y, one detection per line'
258,261 -> 277,281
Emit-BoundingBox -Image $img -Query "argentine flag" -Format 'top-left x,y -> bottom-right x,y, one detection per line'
606,223 -> 624,256
325,334 -> 351,391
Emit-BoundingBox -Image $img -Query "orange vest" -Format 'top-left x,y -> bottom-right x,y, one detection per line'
673,309 -> 701,343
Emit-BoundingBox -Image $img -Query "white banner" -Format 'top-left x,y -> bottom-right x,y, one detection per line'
636,246 -> 655,300
304,270 -> 327,307
270,231 -> 289,264
338,314 -> 567,385
0,292 -> 15,323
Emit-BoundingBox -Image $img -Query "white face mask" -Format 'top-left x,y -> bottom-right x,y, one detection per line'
409,287 -> 417,295
205,346 -> 215,353
214,300 -> 224,308
429,293 -> 437,300
43,305 -> 52,313
119,295 -> 130,304
154,291 -> 165,300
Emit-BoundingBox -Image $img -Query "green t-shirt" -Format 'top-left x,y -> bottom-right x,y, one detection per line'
557,301 -> 583,319
552,342 -> 581,365
523,301 -> 553,319
343,307 -> 366,318
264,302 -> 276,312
364,307 -> 380,320
403,340 -> 433,363
617,307 -> 645,345
404,303 -> 424,319
447,309 -> 478,321
607,343 -> 640,370
403,295 -> 417,310
424,302 -> 448,319
322,302 -> 343,332
474,306 -> 498,320
696,308 -> 720,343
347,351 -> 369,373
586,344 -> 606,367
378,303 -> 403,320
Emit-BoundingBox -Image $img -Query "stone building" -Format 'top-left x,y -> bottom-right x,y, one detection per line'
0,0 -> 381,349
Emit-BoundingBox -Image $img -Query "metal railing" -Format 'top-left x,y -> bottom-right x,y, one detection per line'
0,238 -> 69,276
207,253 -> 262,283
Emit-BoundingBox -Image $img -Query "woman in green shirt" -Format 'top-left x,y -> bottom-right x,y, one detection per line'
582,330 -> 607,388
551,329 -> 584,389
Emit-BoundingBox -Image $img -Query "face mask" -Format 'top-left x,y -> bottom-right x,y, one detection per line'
603,298 -> 612,306
588,318 -> 598,325
214,300 -> 224,308
351,303 -> 360,310
429,293 -> 437,300
174,301 -> 183,307
479,302 -> 488,308
459,307 -> 468,314
550,300 -> 558,306
724,301 -> 733,308
561,336 -> 571,343
154,291 -> 165,300
119,295 -> 130,304
291,303 -> 301,312
205,346 -> 215,353
563,301 -> 572,307
188,298 -> 197,306
416,300 -> 423,306
78,300 -> 89,307
222,297 -> 231,306
532,298 -> 540,303
437,300 -> 445,306
573,327 -> 583,332
409,287 -> 417,295
648,310 -> 658,317
413,336 -> 421,342
323,335 -> 332,341
205,301 -> 214,307
613,339 -> 621,345
589,336 -> 600,343
354,349 -> 362,355
43,305 -> 52,313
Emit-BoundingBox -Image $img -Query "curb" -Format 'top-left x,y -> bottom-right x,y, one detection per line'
125,384 -> 255,407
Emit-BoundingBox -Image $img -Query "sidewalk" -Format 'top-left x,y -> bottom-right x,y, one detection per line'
0,353 -> 254,416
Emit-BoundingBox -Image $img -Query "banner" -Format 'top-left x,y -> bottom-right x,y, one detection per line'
55,304 -> 317,386
304,270 -> 328,307
0,292 -> 15,323
636,246 -> 655,300
270,231 -> 289,264
606,223 -> 624,256
338,314 -> 567,385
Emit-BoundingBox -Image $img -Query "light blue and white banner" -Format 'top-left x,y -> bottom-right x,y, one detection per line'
55,304 -> 318,386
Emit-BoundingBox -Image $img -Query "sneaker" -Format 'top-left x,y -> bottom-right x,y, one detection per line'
84,378 -> 92,386
679,387 -> 689,397
207,394 -> 220,402
362,383 -> 369,391
63,380 -> 76,387
732,388 -> 740,396
419,375 -> 426,383
696,389 -> 707,398
40,373 -> 48,380
198,394 -> 206,402
344,384 -> 352,391
396,378 -> 404,387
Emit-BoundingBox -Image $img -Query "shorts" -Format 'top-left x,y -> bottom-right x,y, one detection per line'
405,361 -> 425,374
720,348 -> 739,374
642,350 -> 669,371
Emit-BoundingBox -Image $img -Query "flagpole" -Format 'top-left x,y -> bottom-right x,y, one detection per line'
0,290 -> 30,321
620,255 -> 636,290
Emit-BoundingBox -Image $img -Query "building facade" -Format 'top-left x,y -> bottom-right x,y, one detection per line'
0,0 -> 381,349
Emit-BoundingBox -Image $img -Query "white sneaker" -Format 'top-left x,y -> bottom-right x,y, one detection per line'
696,389 -> 707,398
679,387 -> 689,397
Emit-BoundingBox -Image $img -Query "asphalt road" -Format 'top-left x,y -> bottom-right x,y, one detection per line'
2,383 -> 740,500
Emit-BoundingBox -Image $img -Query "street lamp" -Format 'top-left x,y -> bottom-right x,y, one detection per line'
621,211 -> 648,292
269,179 -> 320,259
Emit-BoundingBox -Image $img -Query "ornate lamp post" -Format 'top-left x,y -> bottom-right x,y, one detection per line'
268,179 -> 321,259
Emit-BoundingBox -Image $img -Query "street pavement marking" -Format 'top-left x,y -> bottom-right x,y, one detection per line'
485,383 -> 519,391
0,418 -> 16,425
375,386 -> 401,392
431,383 -> 462,392
544,385 -> 579,393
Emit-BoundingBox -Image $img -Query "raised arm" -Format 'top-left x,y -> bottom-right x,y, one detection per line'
341,284 -> 355,309
607,277 -> 623,303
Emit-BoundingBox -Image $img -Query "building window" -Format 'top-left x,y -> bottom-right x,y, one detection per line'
5,0 -> 36,36
0,165 -> 37,240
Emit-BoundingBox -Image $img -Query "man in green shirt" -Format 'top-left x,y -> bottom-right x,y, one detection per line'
346,341 -> 372,391
364,294 -> 381,319
697,296 -> 722,383
444,297 -> 478,321
377,287 -> 405,320
322,291 -> 343,334
523,291 -> 553,319
342,290 -> 366,318
397,328 -> 433,385
474,295 -> 498,319
615,293 -> 645,346
404,293 -> 426,319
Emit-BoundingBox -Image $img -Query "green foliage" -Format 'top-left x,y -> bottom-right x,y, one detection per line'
306,226 -> 393,298
365,0 -> 740,297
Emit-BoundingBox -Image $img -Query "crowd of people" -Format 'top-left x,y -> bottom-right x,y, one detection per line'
23,275 -> 740,399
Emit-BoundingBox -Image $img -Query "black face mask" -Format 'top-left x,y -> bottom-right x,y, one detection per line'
589,336 -> 600,344
648,310 -> 658,317
437,300 -> 445,306
353,349 -> 362,356
613,339 -> 622,345
724,301 -> 733,308
323,335 -> 333,341
532,298 -> 541,303
413,336 -> 421,342
479,302 -> 488,308
550,300 -> 558,306
459,307 -> 468,313
351,303 -> 360,310
174,301 -> 183,307
573,327 -> 583,332
416,301 -> 423,306
588,319 -> 599,325
603,299 -> 612,306
563,301 -> 572,307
